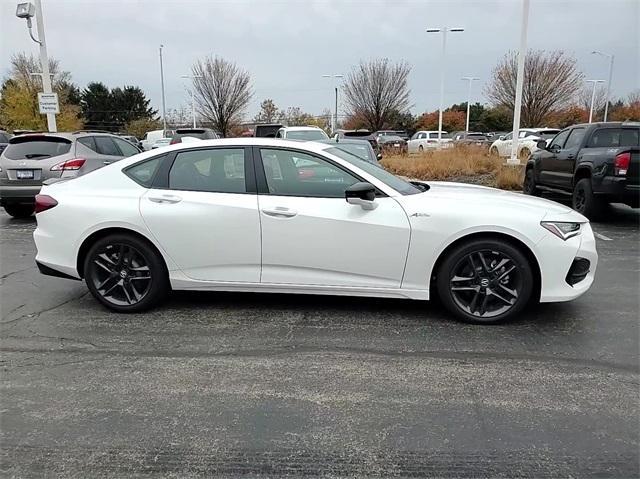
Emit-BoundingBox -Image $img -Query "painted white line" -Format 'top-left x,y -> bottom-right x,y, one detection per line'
594,232 -> 613,241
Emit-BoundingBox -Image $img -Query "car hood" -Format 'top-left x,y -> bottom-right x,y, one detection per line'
408,181 -> 580,219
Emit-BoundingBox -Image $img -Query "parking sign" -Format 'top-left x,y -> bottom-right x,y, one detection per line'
38,93 -> 60,114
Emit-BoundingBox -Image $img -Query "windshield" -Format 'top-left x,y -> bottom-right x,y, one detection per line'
326,147 -> 422,195
286,130 -> 328,141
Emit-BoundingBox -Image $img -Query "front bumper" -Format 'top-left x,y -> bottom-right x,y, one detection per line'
536,222 -> 598,302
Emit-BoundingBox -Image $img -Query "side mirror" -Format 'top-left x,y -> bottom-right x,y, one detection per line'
345,182 -> 378,210
498,135 -> 505,141
536,140 -> 547,150
376,153 -> 383,161
549,144 -> 561,154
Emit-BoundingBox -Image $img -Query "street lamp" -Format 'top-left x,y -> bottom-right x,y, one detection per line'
426,27 -> 464,147
592,50 -> 615,121
181,75 -> 203,128
159,44 -> 167,135
508,0 -> 530,165
461,77 -> 480,135
322,74 -> 344,133
586,79 -> 606,123
16,0 -> 57,132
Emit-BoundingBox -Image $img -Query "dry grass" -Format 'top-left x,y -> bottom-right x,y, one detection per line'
381,145 -> 525,190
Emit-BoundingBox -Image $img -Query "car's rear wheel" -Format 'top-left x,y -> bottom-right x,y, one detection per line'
523,168 -> 541,196
4,204 -> 35,218
84,234 -> 169,313
418,145 -> 424,152
572,178 -> 606,220
436,239 -> 533,324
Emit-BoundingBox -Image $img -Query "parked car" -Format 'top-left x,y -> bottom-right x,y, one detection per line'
141,129 -> 174,151
170,128 -> 219,145
376,130 -> 410,141
451,131 -> 492,147
407,131 -> 453,153
0,130 -> 12,154
151,138 -> 172,149
0,131 -> 140,218
333,129 -> 380,154
275,126 -> 329,141
490,128 -> 560,159
33,137 -> 597,324
377,135 -> 408,155
254,124 -> 284,138
524,122 -> 639,219
318,138 -> 381,164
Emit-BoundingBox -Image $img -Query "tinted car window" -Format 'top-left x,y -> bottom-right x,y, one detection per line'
260,148 -> 358,197
114,138 -> 140,157
125,155 -> 165,187
0,132 -> 10,142
173,129 -> 217,140
549,129 -> 571,149
332,143 -> 374,162
564,128 -> 585,150
95,137 -> 122,156
77,136 -> 98,152
588,128 -> 640,147
3,137 -> 72,160
284,130 -> 328,141
169,148 -> 245,193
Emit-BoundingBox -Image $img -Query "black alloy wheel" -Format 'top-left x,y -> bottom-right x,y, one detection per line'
437,239 -> 533,324
84,234 -> 169,312
523,169 -> 541,196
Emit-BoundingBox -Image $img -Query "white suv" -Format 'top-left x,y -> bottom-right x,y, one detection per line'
275,126 -> 329,141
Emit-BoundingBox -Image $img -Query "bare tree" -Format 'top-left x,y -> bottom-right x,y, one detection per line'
191,56 -> 252,137
486,50 -> 584,127
342,59 -> 412,132
253,98 -> 282,123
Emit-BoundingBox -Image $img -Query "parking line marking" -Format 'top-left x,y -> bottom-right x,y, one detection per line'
594,232 -> 613,241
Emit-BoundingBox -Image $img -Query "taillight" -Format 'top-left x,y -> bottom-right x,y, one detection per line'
614,152 -> 630,176
170,138 -> 180,145
50,158 -> 86,171
35,194 -> 58,213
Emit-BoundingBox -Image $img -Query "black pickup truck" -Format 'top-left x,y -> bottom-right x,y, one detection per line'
523,122 -> 639,219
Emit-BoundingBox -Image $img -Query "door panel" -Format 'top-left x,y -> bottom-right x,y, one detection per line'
540,128 -> 579,187
258,195 -> 410,287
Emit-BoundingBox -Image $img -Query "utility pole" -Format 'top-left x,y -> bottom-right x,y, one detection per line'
592,51 -> 615,121
461,77 -> 480,135
508,0 -> 530,165
586,79 -> 605,123
159,45 -> 167,135
322,74 -> 343,133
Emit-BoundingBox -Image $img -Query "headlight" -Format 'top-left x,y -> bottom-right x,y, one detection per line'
540,221 -> 582,240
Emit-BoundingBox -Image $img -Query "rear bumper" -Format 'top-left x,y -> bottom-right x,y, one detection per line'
0,184 -> 42,205
596,176 -> 640,206
36,260 -> 81,281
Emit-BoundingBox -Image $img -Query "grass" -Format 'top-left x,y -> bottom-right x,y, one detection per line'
380,145 -> 525,191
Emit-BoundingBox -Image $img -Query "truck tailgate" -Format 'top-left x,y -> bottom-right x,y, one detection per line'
628,150 -> 640,185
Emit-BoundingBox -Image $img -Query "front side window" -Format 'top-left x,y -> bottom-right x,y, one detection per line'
549,129 -> 571,150
260,148 -> 358,197
95,137 -> 121,156
169,148 -> 246,193
564,128 -> 586,150
114,138 -> 140,157
587,128 -> 640,147
504,133 -> 513,140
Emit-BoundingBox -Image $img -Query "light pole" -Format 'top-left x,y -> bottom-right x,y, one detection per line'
322,74 -> 343,133
586,79 -> 605,123
16,0 -> 57,132
461,77 -> 480,135
181,74 -> 203,128
592,50 -> 614,121
427,26 -> 464,147
508,0 -> 530,165
159,44 -> 167,135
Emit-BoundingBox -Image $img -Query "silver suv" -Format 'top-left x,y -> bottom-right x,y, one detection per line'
0,131 -> 141,218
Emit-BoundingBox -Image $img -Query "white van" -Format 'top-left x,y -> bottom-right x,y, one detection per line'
141,130 -> 173,151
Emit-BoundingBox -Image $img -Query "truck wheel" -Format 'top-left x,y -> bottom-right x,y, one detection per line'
4,204 -> 35,218
573,178 -> 606,220
523,169 -> 541,196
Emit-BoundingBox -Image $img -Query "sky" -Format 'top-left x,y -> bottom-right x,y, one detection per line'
1,0 -> 639,120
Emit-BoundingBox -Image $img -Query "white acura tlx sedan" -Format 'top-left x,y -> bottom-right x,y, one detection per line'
33,138 -> 597,323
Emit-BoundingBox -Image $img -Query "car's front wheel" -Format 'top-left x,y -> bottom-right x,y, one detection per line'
523,168 -> 541,196
4,204 -> 35,218
572,178 -> 606,220
436,239 -> 534,324
490,146 -> 499,156
84,234 -> 169,313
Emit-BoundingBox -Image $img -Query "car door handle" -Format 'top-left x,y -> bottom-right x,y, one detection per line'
103,161 -> 112,165
148,194 -> 182,204
261,207 -> 297,218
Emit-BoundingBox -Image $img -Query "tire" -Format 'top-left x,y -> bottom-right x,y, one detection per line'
4,204 -> 35,218
572,178 -> 606,220
83,233 -> 169,313
436,238 -> 534,324
418,145 -> 424,152
522,168 -> 542,196
490,146 -> 499,156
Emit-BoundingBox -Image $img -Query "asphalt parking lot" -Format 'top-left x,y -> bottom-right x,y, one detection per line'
1,203 -> 639,478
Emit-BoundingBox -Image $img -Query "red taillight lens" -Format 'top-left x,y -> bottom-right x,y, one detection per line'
614,152 -> 630,176
170,138 -> 180,145
34,194 -> 58,214
50,158 -> 86,171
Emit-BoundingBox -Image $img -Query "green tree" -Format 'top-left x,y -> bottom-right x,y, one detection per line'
254,99 -> 282,123
81,83 -> 156,131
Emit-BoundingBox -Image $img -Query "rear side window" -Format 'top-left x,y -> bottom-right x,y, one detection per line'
169,148 -> 246,193
588,128 -> 640,147
114,138 -> 139,157
95,137 -> 121,156
0,132 -> 10,142
125,155 -> 165,187
3,137 -> 72,160
78,137 -> 98,152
